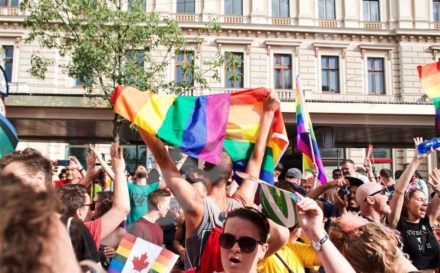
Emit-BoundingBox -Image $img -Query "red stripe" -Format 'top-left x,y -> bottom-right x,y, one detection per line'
111,85 -> 126,105
417,62 -> 440,79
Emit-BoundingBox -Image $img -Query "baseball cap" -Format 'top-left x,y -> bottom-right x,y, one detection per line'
285,168 -> 302,179
346,176 -> 364,187
355,182 -> 384,206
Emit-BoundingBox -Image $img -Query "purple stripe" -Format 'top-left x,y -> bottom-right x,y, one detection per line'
199,93 -> 231,163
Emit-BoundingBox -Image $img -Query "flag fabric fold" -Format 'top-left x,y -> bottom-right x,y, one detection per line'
0,102 -> 18,157
417,62 -> 440,131
112,86 -> 289,184
295,76 -> 327,184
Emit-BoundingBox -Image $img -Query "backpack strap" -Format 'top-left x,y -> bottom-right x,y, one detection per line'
275,252 -> 295,273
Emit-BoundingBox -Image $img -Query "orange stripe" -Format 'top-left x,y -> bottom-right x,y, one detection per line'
418,62 -> 440,78
419,70 -> 440,89
113,87 -> 150,122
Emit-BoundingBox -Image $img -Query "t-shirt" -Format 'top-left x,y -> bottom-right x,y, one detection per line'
397,216 -> 440,270
54,179 -> 83,187
126,182 -> 159,226
60,215 -> 99,262
258,241 -> 318,273
128,217 -> 164,246
84,218 -> 103,250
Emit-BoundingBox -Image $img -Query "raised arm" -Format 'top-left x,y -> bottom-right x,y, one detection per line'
265,219 -> 290,257
307,177 -> 346,200
99,143 -> 130,239
364,158 -> 377,183
428,168 -> 440,223
297,197 -> 356,273
233,91 -> 280,206
139,130 -> 202,215
90,144 -> 115,181
388,137 -> 427,228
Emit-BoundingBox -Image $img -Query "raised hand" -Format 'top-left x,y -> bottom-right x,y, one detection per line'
110,143 -> 125,174
68,156 -> 83,170
429,168 -> 440,194
263,90 -> 281,112
297,197 -> 326,241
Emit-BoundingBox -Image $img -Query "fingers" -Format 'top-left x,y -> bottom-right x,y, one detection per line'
297,197 -> 319,214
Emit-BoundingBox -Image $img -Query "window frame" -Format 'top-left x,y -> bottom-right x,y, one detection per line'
225,52 -> 244,89
434,0 -> 440,22
272,0 -> 290,18
2,45 -> 14,83
177,0 -> 195,13
367,57 -> 385,95
318,0 -> 336,20
273,54 -> 292,90
321,55 -> 340,93
225,0 -> 243,16
0,0 -> 19,7
363,0 -> 380,22
175,51 -> 194,86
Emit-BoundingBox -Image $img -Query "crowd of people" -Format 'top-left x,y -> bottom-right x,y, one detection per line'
0,92 -> 439,273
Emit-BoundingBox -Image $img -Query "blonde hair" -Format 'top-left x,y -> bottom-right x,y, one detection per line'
329,213 -> 400,273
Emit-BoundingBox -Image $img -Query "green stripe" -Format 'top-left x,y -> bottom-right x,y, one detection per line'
0,131 -> 15,157
224,139 -> 273,171
259,186 -> 298,227
157,96 -> 198,147
433,97 -> 440,108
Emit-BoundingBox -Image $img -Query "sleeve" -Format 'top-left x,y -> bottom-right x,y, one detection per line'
147,182 -> 160,193
292,242 -> 318,269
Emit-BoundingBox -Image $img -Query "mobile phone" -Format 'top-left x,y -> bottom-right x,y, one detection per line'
57,160 -> 70,167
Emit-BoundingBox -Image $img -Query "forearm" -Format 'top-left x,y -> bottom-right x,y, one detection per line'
429,193 -> 440,223
97,155 -> 115,181
112,167 -> 130,214
265,219 -> 289,257
307,182 -> 333,200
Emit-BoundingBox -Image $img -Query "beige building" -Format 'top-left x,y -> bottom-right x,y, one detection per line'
1,0 -> 439,178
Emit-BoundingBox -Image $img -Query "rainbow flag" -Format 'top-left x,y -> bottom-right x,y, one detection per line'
295,76 -> 327,184
417,62 -> 440,131
112,86 -> 289,184
0,109 -> 18,157
108,233 -> 178,273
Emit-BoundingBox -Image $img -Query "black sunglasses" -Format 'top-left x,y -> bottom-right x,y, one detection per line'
219,233 -> 264,253
82,202 -> 95,210
365,188 -> 388,201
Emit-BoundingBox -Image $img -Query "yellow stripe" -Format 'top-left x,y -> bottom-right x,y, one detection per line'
134,94 -> 176,135
422,83 -> 440,99
151,261 -> 167,272
116,246 -> 131,258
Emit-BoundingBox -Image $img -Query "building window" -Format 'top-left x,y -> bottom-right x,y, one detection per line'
225,0 -> 242,15
363,0 -> 380,21
434,0 -> 440,22
367,57 -> 385,94
125,50 -> 144,86
225,52 -> 243,88
0,0 -> 19,7
177,0 -> 195,13
176,51 -> 194,86
321,56 -> 339,93
318,0 -> 335,19
272,0 -> 289,17
2,46 -> 13,83
274,54 -> 292,89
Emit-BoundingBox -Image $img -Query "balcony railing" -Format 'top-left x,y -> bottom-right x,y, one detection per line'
222,15 -> 246,24
361,21 -> 386,30
0,6 -> 19,16
270,17 -> 293,26
175,13 -> 198,22
318,20 -> 339,28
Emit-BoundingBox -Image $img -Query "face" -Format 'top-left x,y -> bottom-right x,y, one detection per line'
157,196 -> 171,218
367,186 -> 391,215
300,180 -> 313,193
348,186 -> 359,210
1,161 -> 47,192
77,193 -> 91,222
332,171 -> 342,180
341,162 -> 355,176
220,217 -> 268,273
65,166 -> 75,181
406,190 -> 428,219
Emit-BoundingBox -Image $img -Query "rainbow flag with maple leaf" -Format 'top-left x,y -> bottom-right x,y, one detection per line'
108,233 -> 178,273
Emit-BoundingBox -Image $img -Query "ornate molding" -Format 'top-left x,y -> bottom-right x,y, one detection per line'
215,38 -> 253,54
264,40 -> 301,55
312,42 -> 349,58
358,44 -> 395,60
429,45 -> 440,61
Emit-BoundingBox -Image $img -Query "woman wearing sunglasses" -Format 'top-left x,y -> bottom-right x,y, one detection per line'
388,138 -> 440,272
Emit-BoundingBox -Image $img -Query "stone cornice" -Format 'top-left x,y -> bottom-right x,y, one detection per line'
358,44 -> 395,59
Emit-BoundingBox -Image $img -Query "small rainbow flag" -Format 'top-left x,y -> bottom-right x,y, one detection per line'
112,86 -> 289,184
295,76 -> 327,184
417,62 -> 440,131
108,233 -> 178,273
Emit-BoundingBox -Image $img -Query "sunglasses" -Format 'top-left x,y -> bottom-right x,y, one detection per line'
219,233 -> 264,253
365,188 -> 388,201
82,202 -> 95,210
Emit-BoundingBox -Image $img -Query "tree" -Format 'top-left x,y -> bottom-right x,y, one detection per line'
21,0 -> 242,142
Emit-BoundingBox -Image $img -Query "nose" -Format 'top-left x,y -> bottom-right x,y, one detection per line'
230,241 -> 241,253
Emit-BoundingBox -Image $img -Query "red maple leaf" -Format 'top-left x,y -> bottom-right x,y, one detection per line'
132,252 -> 149,272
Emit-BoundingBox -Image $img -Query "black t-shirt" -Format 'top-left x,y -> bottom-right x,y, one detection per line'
60,215 -> 99,262
397,216 -> 440,270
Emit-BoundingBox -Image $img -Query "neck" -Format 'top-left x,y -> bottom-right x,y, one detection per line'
208,185 -> 230,210
406,213 -> 421,223
385,179 -> 395,187
361,209 -> 382,223
143,211 -> 160,223
135,178 -> 147,185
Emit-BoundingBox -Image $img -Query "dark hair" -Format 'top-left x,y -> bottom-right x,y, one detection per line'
332,169 -> 342,175
275,163 -> 284,172
58,169 -> 67,180
56,184 -> 88,217
0,174 -> 57,273
379,168 -> 392,180
94,191 -> 114,218
225,207 -> 270,243
203,152 -> 232,185
341,159 -> 355,165
148,189 -> 171,210
394,170 -> 403,180
0,148 -> 53,184
185,168 -> 204,184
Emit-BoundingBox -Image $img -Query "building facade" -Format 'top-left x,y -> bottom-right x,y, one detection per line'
1,0 -> 439,178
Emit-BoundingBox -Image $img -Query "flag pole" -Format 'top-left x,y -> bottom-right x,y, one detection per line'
307,131 -> 317,176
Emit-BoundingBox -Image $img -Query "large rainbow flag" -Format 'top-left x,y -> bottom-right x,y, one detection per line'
417,62 -> 440,131
108,233 -> 178,273
295,76 -> 327,184
112,86 -> 289,184
0,100 -> 18,157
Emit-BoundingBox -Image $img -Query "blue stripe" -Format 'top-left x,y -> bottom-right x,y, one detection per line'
181,96 -> 207,157
108,259 -> 125,272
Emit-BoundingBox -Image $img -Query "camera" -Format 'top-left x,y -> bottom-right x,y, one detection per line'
338,185 -> 351,199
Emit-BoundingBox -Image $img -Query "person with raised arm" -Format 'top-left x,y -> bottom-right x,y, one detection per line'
388,137 -> 440,272
140,91 -> 289,271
